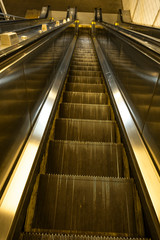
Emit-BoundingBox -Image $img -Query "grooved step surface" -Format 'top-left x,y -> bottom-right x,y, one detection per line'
68,76 -> 102,84
59,103 -> 111,120
20,233 -> 149,240
66,83 -> 105,93
63,92 -> 108,104
54,119 -> 117,142
71,61 -> 99,66
69,70 -> 101,77
28,174 -> 145,238
72,58 -> 98,63
70,66 -> 100,71
46,140 -> 124,177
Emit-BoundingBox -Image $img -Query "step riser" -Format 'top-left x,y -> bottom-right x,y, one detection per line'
70,66 -> 100,71
63,92 -> 108,104
69,71 -> 101,77
46,141 -> 124,177
26,174 -> 144,238
68,77 -> 102,84
59,103 -> 111,120
66,84 -> 105,93
54,119 -> 117,142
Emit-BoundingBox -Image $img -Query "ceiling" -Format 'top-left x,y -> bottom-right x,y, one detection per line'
3,0 -> 122,17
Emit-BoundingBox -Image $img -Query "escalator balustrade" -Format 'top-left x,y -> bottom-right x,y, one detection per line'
20,29 -> 149,240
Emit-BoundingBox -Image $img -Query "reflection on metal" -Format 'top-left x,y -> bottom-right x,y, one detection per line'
100,22 -> 160,64
95,26 -> 160,173
0,21 -> 73,60
0,34 -> 77,240
93,37 -> 160,237
0,0 -> 7,16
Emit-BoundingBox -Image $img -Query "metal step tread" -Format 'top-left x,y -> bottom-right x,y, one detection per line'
72,57 -> 98,63
69,70 -> 101,77
71,61 -> 99,66
73,54 -> 97,58
25,174 -> 145,238
70,66 -> 100,71
54,118 -> 117,143
46,140 -> 126,177
68,76 -> 102,84
59,102 -> 111,120
20,233 -> 149,240
63,92 -> 108,104
65,83 -> 105,93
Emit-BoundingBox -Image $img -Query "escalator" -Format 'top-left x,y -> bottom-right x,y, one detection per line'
20,29 -> 149,240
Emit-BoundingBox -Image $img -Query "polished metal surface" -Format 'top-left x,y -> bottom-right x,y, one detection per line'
0,25 -> 74,196
93,36 -> 160,238
96,27 -> 160,172
0,18 -> 49,34
0,21 -> 73,58
102,22 -> 160,50
99,23 -> 160,64
0,32 -> 77,240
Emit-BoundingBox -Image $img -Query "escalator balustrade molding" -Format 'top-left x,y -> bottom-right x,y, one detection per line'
20,29 -> 149,240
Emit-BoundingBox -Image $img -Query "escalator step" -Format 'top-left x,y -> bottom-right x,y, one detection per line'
68,76 -> 102,84
54,118 -> 117,142
71,61 -> 99,66
73,54 -> 96,59
65,83 -> 105,93
59,103 -> 111,120
72,57 -> 98,63
63,92 -> 108,104
70,66 -> 100,71
26,174 -> 144,237
74,49 -> 95,52
46,140 -> 125,177
20,233 -> 149,240
69,70 -> 101,77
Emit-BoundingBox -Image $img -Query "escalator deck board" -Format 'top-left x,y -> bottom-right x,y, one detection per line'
59,103 -> 111,120
54,118 -> 117,143
27,174 -> 144,238
20,233 -> 149,240
46,140 -> 125,177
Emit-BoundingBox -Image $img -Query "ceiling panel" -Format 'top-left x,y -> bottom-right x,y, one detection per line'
3,0 -> 122,17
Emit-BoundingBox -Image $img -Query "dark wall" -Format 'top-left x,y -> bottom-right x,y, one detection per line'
4,0 -> 122,17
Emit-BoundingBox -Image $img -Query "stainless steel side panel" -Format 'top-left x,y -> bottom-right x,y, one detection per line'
95,27 -> 160,172
0,26 -> 74,196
